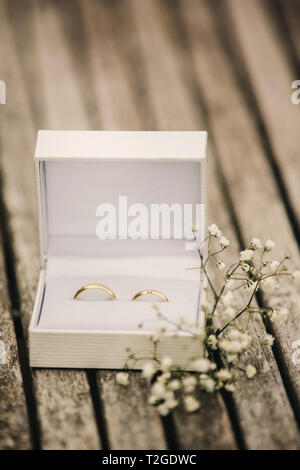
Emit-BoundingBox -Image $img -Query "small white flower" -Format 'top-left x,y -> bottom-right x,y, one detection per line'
216,260 -> 226,271
226,279 -> 235,289
221,291 -> 234,306
157,403 -> 170,416
157,372 -> 171,383
199,375 -> 215,393
151,382 -> 166,398
261,277 -> 278,293
191,358 -> 211,373
220,236 -> 230,248
265,239 -> 275,251
219,338 -> 243,354
226,353 -> 238,363
271,307 -> 289,321
165,398 -> 179,411
142,362 -> 156,380
182,375 -> 197,393
216,368 -> 233,382
240,249 -> 254,262
292,270 -> 300,285
243,280 -> 256,293
184,395 -> 200,413
270,260 -> 280,271
207,334 -> 218,350
161,357 -> 173,371
223,307 -> 236,321
148,394 -> 158,405
150,325 -> 166,342
246,364 -> 257,379
251,238 -> 262,249
261,333 -> 275,347
168,379 -> 181,391
225,383 -> 236,392
208,223 -> 219,236
116,372 -> 129,386
241,262 -> 250,272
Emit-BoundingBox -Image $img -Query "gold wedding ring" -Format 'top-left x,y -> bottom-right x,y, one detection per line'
73,284 -> 117,300
131,290 -> 169,302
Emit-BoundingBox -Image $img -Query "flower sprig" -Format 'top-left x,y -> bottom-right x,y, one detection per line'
116,224 -> 300,415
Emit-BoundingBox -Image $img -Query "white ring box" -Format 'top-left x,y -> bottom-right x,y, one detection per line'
29,130 -> 207,368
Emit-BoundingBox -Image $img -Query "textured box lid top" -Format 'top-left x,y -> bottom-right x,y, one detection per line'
35,130 -> 207,161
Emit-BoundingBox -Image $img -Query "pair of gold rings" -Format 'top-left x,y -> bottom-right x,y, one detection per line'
73,284 -> 169,302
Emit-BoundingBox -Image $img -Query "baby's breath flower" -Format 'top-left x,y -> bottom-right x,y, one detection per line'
225,353 -> 238,363
216,260 -> 225,271
165,398 -> 179,411
265,239 -> 275,251
208,224 -> 220,236
261,333 -> 275,347
226,279 -> 235,289
168,379 -> 181,391
240,249 -> 254,262
184,395 -> 200,413
219,338 -> 243,354
223,307 -> 236,320
183,375 -> 197,393
220,236 -> 230,248
292,270 -> 300,285
246,364 -> 257,379
207,334 -> 218,350
241,262 -> 250,272
116,372 -> 129,386
161,357 -> 173,371
251,238 -> 262,249
225,383 -> 236,392
221,291 -> 234,306
261,277 -> 279,293
151,382 -> 166,398
271,307 -> 289,321
216,368 -> 233,382
142,362 -> 156,380
270,260 -> 280,271
157,372 -> 171,383
157,403 -> 170,416
199,374 -> 215,393
191,358 -> 211,373
148,394 -> 158,405
150,325 -> 166,342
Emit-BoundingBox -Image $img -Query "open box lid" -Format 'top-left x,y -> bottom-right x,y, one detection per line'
34,130 -> 207,268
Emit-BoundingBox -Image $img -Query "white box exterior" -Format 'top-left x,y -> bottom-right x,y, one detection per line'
30,130 -> 207,369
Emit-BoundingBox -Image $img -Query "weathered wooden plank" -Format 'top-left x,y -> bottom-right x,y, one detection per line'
80,0 -> 142,130
99,372 -> 166,450
224,0 -> 300,225
277,0 -> 300,66
178,0 -> 300,448
0,227 -> 31,449
0,0 -> 100,449
79,0 -> 168,449
117,0 -> 237,449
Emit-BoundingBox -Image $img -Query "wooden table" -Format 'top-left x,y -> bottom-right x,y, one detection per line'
0,0 -> 300,450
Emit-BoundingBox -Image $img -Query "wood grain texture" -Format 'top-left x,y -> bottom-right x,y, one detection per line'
178,0 -> 300,448
79,0 -> 168,448
0,0 -> 299,450
0,0 -> 99,449
277,0 -> 300,67
0,231 -> 30,449
225,0 -> 300,225
99,372 -> 167,450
